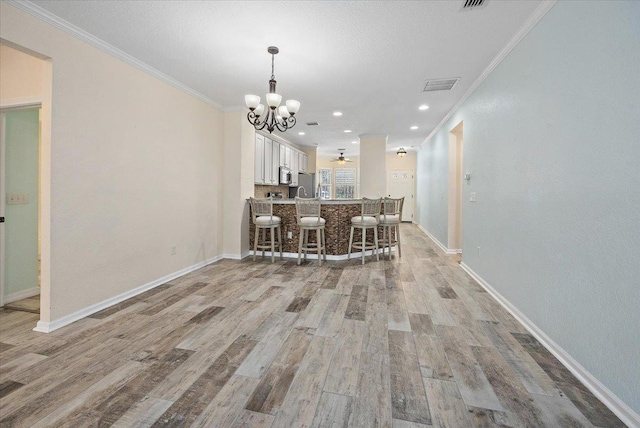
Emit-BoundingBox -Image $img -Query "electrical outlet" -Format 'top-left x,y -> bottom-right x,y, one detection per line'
469,192 -> 476,202
287,231 -> 293,239
171,245 -> 177,255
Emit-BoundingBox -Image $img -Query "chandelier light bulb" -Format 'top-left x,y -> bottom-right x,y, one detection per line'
278,106 -> 290,119
254,104 -> 265,117
286,100 -> 300,115
244,95 -> 260,110
266,93 -> 282,109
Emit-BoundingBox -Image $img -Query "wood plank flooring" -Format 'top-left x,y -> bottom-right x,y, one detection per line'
0,225 -> 626,427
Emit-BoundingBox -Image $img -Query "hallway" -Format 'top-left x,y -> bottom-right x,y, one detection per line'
0,225 -> 624,427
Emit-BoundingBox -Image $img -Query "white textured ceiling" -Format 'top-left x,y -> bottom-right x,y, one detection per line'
30,0 -> 543,155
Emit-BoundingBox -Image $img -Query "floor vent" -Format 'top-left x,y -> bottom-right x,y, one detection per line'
306,121 -> 319,126
422,78 -> 460,92
463,0 -> 486,8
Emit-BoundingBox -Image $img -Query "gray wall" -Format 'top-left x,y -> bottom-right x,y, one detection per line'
415,1 -> 640,414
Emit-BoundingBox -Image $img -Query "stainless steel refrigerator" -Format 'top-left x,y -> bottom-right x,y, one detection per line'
289,173 -> 316,198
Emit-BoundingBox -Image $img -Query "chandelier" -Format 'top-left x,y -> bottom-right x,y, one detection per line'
397,148 -> 407,157
244,46 -> 300,134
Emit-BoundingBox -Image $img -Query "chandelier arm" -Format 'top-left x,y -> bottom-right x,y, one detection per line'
274,120 -> 288,133
248,111 -> 270,131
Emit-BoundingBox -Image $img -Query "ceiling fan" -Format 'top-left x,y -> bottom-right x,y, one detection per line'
330,150 -> 354,165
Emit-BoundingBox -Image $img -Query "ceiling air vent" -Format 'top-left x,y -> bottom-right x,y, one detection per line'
463,0 -> 486,8
306,121 -> 319,126
422,78 -> 460,92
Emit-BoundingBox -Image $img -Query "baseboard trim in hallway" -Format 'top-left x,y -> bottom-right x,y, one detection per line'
4,286 -> 40,304
459,261 -> 640,428
415,223 -> 460,254
33,254 -> 224,334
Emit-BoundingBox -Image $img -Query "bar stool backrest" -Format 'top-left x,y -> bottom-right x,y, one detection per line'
295,197 -> 322,224
361,197 -> 382,219
382,197 -> 404,217
250,197 -> 274,223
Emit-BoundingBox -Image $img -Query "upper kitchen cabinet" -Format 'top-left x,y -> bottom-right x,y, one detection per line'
282,146 -> 291,168
291,151 -> 299,186
270,140 -> 280,185
255,133 -> 305,186
298,152 -> 308,173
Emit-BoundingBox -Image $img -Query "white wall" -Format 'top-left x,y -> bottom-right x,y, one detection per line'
1,3 -> 225,324
415,1 -> 640,416
222,110 -> 255,258
359,136 -> 387,197
386,152 -> 416,172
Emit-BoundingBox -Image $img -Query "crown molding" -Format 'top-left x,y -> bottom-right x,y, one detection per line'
5,0 -> 224,110
223,105 -> 245,112
420,0 -> 558,147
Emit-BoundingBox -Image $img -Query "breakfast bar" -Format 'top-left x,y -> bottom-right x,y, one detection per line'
248,199 -> 395,257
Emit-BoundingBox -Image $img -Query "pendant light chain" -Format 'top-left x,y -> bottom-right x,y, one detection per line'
271,53 -> 275,81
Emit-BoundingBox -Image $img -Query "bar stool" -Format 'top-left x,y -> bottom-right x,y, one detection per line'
249,197 -> 283,263
348,197 -> 382,264
379,197 -> 404,259
295,197 -> 326,266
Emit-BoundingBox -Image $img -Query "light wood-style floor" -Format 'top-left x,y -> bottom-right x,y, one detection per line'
0,225 -> 625,427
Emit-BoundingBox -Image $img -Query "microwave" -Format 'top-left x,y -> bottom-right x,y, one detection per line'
279,167 -> 292,185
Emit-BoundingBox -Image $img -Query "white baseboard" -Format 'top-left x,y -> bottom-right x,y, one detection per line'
223,251 -> 250,260
4,286 -> 40,304
33,255 -> 224,333
250,247 -> 394,261
415,223 -> 459,254
459,262 -> 640,428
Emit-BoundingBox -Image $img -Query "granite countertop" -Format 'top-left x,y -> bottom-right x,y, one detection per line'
247,198 -> 362,205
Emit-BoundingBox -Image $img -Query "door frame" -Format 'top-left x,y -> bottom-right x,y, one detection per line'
0,39 -> 53,331
447,121 -> 463,253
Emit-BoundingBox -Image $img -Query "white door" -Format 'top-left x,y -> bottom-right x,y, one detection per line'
387,170 -> 414,222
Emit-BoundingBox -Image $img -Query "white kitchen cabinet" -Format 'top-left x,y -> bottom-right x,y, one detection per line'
254,133 -> 265,184
264,137 -> 273,185
291,149 -> 299,186
284,146 -> 291,168
298,152 -> 307,173
270,140 -> 280,184
303,154 -> 309,173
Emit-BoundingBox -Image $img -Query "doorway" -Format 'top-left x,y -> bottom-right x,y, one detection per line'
0,107 -> 41,313
448,121 -> 463,253
387,170 -> 414,222
0,41 -> 52,326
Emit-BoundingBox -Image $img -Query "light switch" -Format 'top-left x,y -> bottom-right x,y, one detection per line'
469,192 -> 476,202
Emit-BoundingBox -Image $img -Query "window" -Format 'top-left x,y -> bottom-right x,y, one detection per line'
335,168 -> 356,199
319,168 -> 332,200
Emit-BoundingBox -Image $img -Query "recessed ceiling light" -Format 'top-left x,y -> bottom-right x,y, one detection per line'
333,111 -> 343,117
351,141 -> 358,144
298,132 -> 305,135
419,105 -> 429,110
410,126 -> 419,130
344,130 -> 352,133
